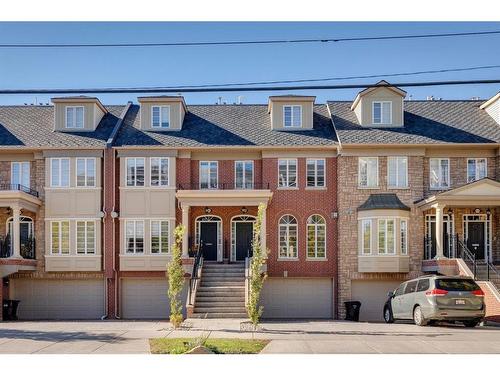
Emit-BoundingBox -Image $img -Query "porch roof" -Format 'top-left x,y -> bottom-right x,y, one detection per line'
176,189 -> 273,207
0,190 -> 42,212
415,178 -> 500,210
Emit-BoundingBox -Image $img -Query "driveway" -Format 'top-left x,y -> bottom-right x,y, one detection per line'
1,319 -> 500,354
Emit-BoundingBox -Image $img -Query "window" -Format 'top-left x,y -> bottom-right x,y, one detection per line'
51,221 -> 70,254
278,159 -> 297,188
283,105 -> 302,127
125,220 -> 144,254
372,101 -> 392,124
126,158 -> 145,187
151,106 -> 170,128
235,160 -> 254,189
388,156 -> 408,188
50,158 -> 70,187
394,283 -> 406,297
306,159 -> 325,187
151,220 -> 170,254
358,157 -> 378,188
11,161 -> 30,188
467,158 -> 487,183
378,219 -> 395,254
279,215 -> 298,258
150,157 -> 169,187
76,221 -> 95,254
66,106 -> 84,129
361,219 -> 372,255
430,158 -> 450,189
400,219 -> 408,255
200,161 -> 218,189
307,215 -> 326,258
416,278 -> 430,292
76,158 -> 96,187
405,280 -> 418,294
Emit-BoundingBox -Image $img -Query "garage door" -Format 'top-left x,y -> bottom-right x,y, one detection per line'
260,278 -> 333,319
351,280 -> 403,322
121,278 -> 187,319
10,279 -> 104,320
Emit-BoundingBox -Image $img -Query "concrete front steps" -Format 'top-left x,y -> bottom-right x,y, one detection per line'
191,262 -> 247,319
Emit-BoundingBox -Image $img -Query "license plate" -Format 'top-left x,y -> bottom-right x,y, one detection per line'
455,299 -> 466,305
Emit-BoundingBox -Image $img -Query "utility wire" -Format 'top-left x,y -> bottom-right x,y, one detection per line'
0,79 -> 499,95
0,30 -> 499,48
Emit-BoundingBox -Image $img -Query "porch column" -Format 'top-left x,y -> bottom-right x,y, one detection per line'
11,205 -> 21,258
260,203 -> 267,258
181,204 -> 190,257
434,203 -> 445,259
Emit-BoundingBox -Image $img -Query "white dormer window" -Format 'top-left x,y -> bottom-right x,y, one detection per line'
152,106 -> 170,128
372,101 -> 392,125
65,106 -> 84,129
283,105 -> 302,127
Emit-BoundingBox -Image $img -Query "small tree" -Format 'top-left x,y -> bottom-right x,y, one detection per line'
247,203 -> 268,329
167,224 -> 185,329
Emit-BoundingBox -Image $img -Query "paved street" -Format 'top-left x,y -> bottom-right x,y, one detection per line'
0,319 -> 499,354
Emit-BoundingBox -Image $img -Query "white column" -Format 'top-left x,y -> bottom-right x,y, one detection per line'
11,205 -> 21,258
434,204 -> 445,259
181,204 -> 190,257
260,203 -> 267,258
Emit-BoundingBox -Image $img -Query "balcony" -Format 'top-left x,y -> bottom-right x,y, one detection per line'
177,182 -> 270,190
0,184 -> 39,198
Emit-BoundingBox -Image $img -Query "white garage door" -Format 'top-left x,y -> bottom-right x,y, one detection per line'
121,278 -> 187,319
351,280 -> 403,322
10,279 -> 104,320
261,278 -> 333,319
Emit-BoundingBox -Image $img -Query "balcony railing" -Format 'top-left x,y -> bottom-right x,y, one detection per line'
0,235 -> 36,260
177,182 -> 270,190
0,184 -> 39,198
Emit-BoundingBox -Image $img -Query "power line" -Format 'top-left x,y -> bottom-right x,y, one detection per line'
0,79 -> 499,95
0,30 -> 499,48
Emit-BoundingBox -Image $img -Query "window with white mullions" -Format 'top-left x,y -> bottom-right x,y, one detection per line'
358,157 -> 378,188
400,219 -> 408,255
50,158 -> 70,187
125,220 -> 144,254
378,218 -> 395,254
279,215 -> 298,258
126,157 -> 145,187
430,158 -> 450,189
372,101 -> 392,124
66,106 -> 84,129
76,221 -> 95,254
76,158 -> 96,187
200,161 -> 218,189
307,215 -> 326,258
51,221 -> 70,254
11,161 -> 30,188
235,160 -> 254,189
467,158 -> 487,183
306,158 -> 325,187
361,219 -> 372,255
150,157 -> 169,187
151,106 -> 170,128
388,156 -> 408,188
151,220 -> 170,254
283,105 -> 302,127
278,159 -> 297,188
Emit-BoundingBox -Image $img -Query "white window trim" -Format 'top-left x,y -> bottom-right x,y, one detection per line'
149,157 -> 170,187
360,219 -> 373,255
467,158 -> 487,183
400,219 -> 408,255
306,215 -> 327,259
358,157 -> 379,188
151,105 -> 171,129
11,161 -> 30,188
429,158 -> 451,190
150,220 -> 170,254
283,105 -> 302,128
278,158 -> 298,188
199,161 -> 219,190
75,220 -> 96,255
306,158 -> 326,188
50,220 -> 70,255
125,157 -> 145,187
387,156 -> 409,189
372,101 -> 392,125
50,158 -> 71,188
234,160 -> 254,189
377,218 -> 396,255
125,220 -> 145,254
278,215 -> 298,259
76,157 -> 97,188
65,106 -> 85,129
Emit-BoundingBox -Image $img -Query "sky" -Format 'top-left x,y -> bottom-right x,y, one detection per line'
0,22 -> 499,106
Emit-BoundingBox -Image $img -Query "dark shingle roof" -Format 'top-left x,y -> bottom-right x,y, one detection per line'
0,105 -> 125,148
114,104 -> 337,147
358,193 -> 411,211
328,100 -> 500,144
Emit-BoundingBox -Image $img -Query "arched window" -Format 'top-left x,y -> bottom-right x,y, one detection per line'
307,215 -> 326,258
278,215 -> 298,258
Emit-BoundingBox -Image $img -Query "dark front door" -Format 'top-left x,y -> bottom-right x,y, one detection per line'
235,222 -> 253,261
200,222 -> 218,261
467,222 -> 485,261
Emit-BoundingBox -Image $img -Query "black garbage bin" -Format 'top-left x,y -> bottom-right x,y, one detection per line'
344,301 -> 361,321
2,300 -> 20,321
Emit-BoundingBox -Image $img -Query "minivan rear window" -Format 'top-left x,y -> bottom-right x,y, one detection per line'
405,281 -> 418,294
416,279 -> 430,292
436,279 -> 480,291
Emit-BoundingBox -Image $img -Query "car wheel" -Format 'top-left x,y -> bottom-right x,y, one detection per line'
384,307 -> 394,323
413,306 -> 427,326
463,319 -> 481,328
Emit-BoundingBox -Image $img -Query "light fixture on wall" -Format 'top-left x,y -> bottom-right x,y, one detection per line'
241,206 -> 248,214
447,208 -> 453,216
486,208 -> 491,216
204,207 -> 212,214
474,208 -> 481,214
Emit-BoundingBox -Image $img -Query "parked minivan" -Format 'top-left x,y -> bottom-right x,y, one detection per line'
383,275 -> 485,327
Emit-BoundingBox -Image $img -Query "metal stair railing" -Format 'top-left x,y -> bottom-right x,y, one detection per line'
187,244 -> 204,306
456,234 -> 477,279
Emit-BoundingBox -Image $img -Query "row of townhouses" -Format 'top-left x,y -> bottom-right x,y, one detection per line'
1,81 -> 499,322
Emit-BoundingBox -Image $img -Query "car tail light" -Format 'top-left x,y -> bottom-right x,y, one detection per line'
426,288 -> 448,296
472,289 -> 484,296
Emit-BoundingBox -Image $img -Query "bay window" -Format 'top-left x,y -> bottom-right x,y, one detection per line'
378,219 -> 395,254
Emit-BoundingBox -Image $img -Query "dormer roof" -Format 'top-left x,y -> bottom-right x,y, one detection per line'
137,95 -> 188,113
268,95 -> 316,113
350,80 -> 407,111
51,96 -> 108,114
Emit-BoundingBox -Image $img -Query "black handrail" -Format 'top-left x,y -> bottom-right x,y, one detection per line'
177,182 -> 270,190
456,234 -> 477,278
0,184 -> 39,198
187,243 -> 204,305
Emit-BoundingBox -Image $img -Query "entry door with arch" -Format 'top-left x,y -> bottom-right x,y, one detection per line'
196,216 -> 222,261
231,216 -> 255,261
